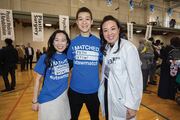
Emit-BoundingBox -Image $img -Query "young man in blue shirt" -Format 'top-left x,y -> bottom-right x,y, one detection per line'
67,7 -> 102,120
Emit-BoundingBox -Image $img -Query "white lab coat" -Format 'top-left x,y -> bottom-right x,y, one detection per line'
98,39 -> 143,120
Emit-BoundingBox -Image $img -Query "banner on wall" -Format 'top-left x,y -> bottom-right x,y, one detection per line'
129,0 -> 134,11
0,9 -> 15,41
167,8 -> 173,16
127,23 -> 133,41
106,0 -> 112,6
145,25 -> 152,39
31,12 -> 44,42
59,15 -> 69,36
150,4 -> 154,13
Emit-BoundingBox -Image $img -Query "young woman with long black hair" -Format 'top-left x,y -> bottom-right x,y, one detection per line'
32,30 -> 71,120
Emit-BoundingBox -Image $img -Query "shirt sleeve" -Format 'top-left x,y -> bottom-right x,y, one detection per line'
99,51 -> 103,64
124,44 -> 143,110
67,43 -> 73,60
34,54 -> 46,75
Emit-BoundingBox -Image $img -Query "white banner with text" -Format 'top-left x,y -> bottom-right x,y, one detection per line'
0,9 -> 15,41
127,22 -> 133,41
145,25 -> 152,39
59,15 -> 69,36
31,12 -> 44,42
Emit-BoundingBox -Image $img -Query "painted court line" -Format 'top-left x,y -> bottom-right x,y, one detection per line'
5,77 -> 33,120
141,103 -> 169,120
141,90 -> 170,120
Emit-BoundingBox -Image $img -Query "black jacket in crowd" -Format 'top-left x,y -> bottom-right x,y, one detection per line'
0,45 -> 18,68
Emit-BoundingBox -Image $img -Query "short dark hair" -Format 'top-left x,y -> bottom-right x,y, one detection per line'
148,37 -> 154,42
5,38 -> 13,45
170,37 -> 180,47
76,7 -> 92,20
155,39 -> 161,45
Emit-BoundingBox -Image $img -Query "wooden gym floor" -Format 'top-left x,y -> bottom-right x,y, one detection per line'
0,64 -> 180,120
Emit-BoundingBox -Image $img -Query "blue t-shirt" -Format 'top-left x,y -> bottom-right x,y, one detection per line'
34,53 -> 69,104
67,34 -> 103,94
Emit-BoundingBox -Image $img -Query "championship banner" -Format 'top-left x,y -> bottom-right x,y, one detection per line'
127,23 -> 133,41
0,9 -> 15,41
31,12 -> 44,42
59,15 -> 69,36
145,25 -> 152,39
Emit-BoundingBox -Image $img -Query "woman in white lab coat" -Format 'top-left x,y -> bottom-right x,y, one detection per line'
98,15 -> 143,120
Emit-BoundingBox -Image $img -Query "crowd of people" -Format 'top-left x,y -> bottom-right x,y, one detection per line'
0,40 -> 47,92
0,38 -> 18,92
138,36 -> 180,100
0,6 -> 179,120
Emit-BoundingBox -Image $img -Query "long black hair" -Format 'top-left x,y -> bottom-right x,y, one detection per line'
99,15 -> 125,56
45,30 -> 70,67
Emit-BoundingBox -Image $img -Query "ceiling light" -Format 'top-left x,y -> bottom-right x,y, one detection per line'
136,30 -> 142,33
45,23 -> 52,27
163,32 -> 167,35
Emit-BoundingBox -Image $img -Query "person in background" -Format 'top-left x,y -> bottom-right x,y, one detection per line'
158,37 -> 180,100
169,19 -> 176,28
153,40 -> 162,74
25,43 -> 34,70
0,38 -> 18,92
67,7 -> 102,120
147,37 -> 157,85
32,30 -> 71,120
17,45 -> 26,71
36,49 -> 42,62
98,15 -> 143,120
138,38 -> 154,94
153,40 -> 161,55
43,47 -> 47,54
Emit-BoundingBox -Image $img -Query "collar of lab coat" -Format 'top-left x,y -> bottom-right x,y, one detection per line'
106,39 -> 119,54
